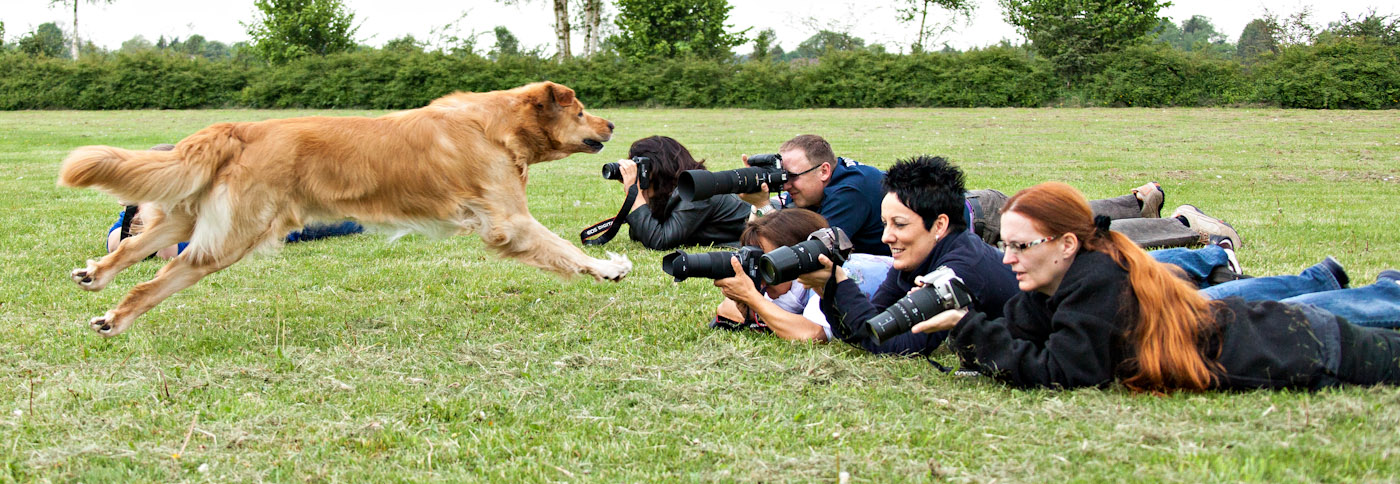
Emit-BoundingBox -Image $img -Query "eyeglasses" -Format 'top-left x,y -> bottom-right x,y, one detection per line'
784,163 -> 823,179
997,235 -> 1058,254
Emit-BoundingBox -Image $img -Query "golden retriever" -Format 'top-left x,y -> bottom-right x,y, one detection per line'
59,81 -> 632,337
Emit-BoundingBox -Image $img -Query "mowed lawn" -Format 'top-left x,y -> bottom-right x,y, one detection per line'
1,108 -> 1398,483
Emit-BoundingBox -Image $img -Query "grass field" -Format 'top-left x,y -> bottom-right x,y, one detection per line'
2,107 -> 1399,483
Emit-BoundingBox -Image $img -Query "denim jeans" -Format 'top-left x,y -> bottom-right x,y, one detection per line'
1151,245 -> 1231,285
1204,264 -> 1400,329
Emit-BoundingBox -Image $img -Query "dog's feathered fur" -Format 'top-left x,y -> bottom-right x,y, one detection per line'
59,81 -> 631,337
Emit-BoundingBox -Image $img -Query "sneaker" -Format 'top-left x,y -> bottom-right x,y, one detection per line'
1221,246 -> 1243,275
1171,205 -> 1242,250
1376,269 -> 1400,284
1206,265 -> 1253,285
1132,182 -> 1164,219
1319,256 -> 1350,288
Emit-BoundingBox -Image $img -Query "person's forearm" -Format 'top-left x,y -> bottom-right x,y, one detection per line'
748,298 -> 826,341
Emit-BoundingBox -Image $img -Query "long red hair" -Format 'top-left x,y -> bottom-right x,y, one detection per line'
1004,182 -> 1221,392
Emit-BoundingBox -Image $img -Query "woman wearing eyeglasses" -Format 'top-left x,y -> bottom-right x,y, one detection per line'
911,182 -> 1400,391
803,155 -> 1019,357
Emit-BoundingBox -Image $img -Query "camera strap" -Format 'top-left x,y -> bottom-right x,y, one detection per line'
119,204 -> 140,241
580,184 -> 638,246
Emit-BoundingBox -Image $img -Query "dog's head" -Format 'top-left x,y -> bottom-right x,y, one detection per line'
526,82 -> 613,160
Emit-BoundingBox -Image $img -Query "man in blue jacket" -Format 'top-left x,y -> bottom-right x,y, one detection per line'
739,134 -> 889,256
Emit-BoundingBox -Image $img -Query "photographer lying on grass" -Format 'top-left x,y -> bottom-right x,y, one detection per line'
711,209 -> 892,341
908,182 -> 1400,390
800,155 -> 1021,356
607,136 -> 750,250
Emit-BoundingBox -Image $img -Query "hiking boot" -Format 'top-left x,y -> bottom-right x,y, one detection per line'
1171,205 -> 1242,250
1132,181 -> 1164,219
1319,256 -> 1350,288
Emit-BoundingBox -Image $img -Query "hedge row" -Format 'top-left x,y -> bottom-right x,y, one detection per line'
3,40 -> 1397,110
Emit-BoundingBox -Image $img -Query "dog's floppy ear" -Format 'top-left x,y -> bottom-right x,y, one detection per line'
540,82 -> 576,108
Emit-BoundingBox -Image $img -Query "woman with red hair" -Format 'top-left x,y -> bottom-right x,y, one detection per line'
912,181 -> 1400,391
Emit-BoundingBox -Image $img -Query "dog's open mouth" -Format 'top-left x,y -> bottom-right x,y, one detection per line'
583,139 -> 605,152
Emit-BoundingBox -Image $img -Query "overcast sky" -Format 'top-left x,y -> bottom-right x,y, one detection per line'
5,0 -> 1394,54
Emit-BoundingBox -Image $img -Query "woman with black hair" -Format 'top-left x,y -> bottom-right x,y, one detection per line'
611,136 -> 751,250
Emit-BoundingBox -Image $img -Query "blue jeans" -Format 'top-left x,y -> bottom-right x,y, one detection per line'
1203,264 -> 1400,329
1150,245 -> 1231,285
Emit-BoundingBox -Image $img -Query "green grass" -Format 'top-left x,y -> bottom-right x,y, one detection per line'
2,108 -> 1398,483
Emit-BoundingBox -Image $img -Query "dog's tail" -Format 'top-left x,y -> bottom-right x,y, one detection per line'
58,123 -> 243,204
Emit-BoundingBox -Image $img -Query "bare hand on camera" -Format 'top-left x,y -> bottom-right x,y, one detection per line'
736,154 -> 774,208
616,159 -> 639,189
911,308 -> 968,334
796,254 -> 846,298
713,256 -> 762,304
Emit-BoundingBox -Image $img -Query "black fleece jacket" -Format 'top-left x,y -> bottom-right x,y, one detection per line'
626,193 -> 750,250
948,250 -> 1335,390
821,230 -> 1018,356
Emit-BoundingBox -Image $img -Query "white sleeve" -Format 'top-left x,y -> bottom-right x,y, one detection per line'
801,290 -> 833,341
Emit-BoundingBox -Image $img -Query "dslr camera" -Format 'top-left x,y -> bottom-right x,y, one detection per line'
662,246 -> 766,292
601,156 -> 653,189
865,266 -> 974,344
758,227 -> 853,285
676,153 -> 787,202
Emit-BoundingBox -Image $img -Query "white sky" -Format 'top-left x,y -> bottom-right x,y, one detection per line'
4,0 -> 1395,54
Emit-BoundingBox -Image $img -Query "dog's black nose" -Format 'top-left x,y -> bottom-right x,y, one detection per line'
606,121 -> 615,131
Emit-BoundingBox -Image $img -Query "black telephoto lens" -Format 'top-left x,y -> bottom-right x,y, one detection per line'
661,250 -> 738,282
866,288 -> 944,344
758,238 -> 828,285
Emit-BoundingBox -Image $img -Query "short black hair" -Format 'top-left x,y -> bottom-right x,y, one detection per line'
882,155 -> 967,232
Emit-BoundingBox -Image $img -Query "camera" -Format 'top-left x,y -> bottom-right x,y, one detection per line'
758,227 -> 853,285
601,156 -> 652,189
676,153 -> 787,202
661,246 -> 765,290
865,266 -> 974,344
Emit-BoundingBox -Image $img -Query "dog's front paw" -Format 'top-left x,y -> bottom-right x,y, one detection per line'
70,259 -> 107,291
88,311 -> 128,337
589,252 -> 632,282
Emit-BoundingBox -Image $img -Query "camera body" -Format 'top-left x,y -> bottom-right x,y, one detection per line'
601,156 -> 653,189
758,227 -> 853,285
865,266 -> 974,344
676,153 -> 787,202
662,246 -> 765,292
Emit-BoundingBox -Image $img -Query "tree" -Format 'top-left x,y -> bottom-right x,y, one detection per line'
48,0 -> 114,60
579,0 -> 604,56
750,28 -> 779,61
1324,9 -> 1400,46
611,0 -> 748,59
1154,15 -> 1231,55
1000,0 -> 1169,81
895,0 -> 972,53
18,22 -> 69,58
1236,19 -> 1277,59
384,35 -> 424,53
490,26 -> 522,59
243,0 -> 359,64
792,30 -> 866,58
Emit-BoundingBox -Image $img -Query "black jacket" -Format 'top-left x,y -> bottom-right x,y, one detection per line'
948,250 -> 1334,390
821,229 -> 1018,356
626,193 -> 750,250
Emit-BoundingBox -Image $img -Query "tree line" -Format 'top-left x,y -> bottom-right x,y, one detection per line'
3,0 -> 1397,109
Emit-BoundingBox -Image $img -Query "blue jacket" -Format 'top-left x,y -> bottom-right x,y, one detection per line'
821,229 -> 1018,356
782,157 -> 889,256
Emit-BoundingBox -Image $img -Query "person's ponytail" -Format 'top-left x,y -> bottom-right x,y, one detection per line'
1006,183 -> 1221,393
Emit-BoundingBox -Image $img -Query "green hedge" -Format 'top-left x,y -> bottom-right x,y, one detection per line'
2,41 -> 1397,109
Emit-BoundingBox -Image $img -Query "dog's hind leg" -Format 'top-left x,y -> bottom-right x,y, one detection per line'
86,217 -> 277,337
71,205 -> 195,292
